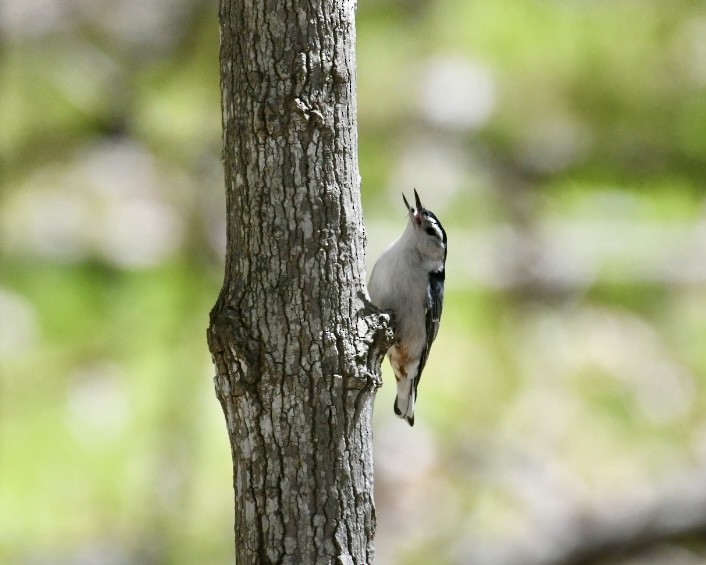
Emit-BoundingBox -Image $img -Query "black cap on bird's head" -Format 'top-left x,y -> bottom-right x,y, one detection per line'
403,188 -> 424,226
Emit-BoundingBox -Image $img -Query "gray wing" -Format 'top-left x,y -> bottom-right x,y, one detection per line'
414,269 -> 445,395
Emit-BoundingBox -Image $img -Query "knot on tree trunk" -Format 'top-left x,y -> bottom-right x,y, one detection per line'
350,290 -> 395,391
207,289 -> 263,406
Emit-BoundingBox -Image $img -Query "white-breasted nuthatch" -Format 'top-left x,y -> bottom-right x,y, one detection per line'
368,189 -> 447,426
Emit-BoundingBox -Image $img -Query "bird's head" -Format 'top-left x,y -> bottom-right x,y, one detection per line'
402,189 -> 447,263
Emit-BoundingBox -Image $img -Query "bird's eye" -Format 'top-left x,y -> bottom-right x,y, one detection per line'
425,227 -> 437,237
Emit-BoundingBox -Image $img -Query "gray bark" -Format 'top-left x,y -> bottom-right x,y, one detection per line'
208,0 -> 393,563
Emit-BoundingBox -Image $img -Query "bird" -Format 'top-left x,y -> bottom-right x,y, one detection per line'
368,189 -> 447,426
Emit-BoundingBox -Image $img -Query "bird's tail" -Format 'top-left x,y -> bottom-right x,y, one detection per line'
393,377 -> 416,426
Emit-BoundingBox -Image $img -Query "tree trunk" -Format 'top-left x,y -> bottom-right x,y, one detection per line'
208,1 -> 392,563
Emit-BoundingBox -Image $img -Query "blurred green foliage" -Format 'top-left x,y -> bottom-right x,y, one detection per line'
3,0 -> 706,563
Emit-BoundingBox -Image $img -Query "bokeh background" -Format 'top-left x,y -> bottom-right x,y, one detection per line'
3,0 -> 706,563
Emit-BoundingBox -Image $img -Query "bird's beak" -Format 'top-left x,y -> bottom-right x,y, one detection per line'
414,188 -> 423,212
403,191 -> 422,226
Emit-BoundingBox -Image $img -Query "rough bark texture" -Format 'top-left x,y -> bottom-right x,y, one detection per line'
208,1 -> 393,563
